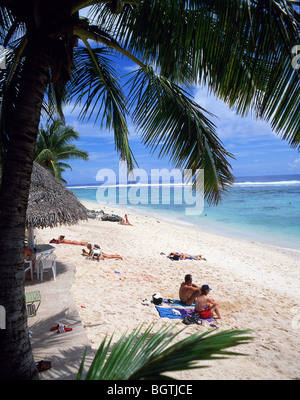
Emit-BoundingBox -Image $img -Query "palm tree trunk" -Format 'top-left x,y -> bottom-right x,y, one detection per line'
0,39 -> 52,379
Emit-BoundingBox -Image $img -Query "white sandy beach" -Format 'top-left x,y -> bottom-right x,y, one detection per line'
36,200 -> 300,380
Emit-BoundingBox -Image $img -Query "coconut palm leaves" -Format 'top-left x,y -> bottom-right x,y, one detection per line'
35,119 -> 89,183
0,0 -> 299,203
77,324 -> 252,380
66,46 -> 136,168
126,67 -> 234,203
91,1 -> 300,146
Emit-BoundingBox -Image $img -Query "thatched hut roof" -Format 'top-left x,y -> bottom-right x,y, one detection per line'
26,162 -> 88,229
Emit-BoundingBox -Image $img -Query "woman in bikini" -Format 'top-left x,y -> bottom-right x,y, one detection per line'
82,244 -> 123,260
169,252 -> 206,261
194,285 -> 223,319
51,235 -> 89,246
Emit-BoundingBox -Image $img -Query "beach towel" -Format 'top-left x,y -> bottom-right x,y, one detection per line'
155,306 -> 216,326
155,306 -> 192,319
170,299 -> 195,308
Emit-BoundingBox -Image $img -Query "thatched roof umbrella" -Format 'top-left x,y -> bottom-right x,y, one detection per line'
26,162 -> 88,247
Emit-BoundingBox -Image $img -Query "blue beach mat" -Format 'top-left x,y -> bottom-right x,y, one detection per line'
155,306 -> 192,319
155,306 -> 216,326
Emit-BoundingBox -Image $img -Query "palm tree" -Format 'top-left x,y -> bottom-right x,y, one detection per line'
35,119 -> 89,183
0,1 -> 298,380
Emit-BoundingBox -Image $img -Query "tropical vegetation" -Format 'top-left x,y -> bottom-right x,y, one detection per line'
35,119 -> 89,183
77,324 -> 252,380
0,0 -> 299,380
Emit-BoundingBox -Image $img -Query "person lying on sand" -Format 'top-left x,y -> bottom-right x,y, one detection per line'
82,244 -> 123,260
179,274 -> 201,305
50,235 -> 89,246
194,284 -> 223,319
120,214 -> 133,226
169,252 -> 206,261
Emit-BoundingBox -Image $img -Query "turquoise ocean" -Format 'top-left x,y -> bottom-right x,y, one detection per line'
67,174 -> 300,251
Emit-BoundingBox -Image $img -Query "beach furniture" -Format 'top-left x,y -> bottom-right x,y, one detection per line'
24,259 -> 33,280
37,253 -> 57,282
25,291 -> 41,317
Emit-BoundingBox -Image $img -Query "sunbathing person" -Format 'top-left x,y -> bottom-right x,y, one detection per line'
179,274 -> 201,305
120,214 -> 133,226
194,284 -> 223,319
82,244 -> 123,260
50,235 -> 89,246
169,252 -> 206,261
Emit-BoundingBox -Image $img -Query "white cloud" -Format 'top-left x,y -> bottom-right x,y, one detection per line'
123,64 -> 139,72
288,158 -> 300,170
193,86 -> 274,141
88,151 -> 118,161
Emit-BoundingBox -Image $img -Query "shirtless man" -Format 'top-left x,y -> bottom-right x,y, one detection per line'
179,274 -> 200,305
194,284 -> 223,319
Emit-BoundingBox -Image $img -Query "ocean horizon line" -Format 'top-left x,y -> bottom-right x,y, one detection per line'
66,173 -> 300,189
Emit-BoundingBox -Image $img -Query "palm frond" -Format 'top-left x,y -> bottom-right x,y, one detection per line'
56,146 -> 89,161
126,67 -> 235,205
0,5 -> 15,35
78,323 -> 252,380
66,43 -> 136,169
93,0 -> 300,148
34,148 -> 54,165
0,38 -> 27,162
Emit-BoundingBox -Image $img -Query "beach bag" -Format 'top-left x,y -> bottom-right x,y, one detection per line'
182,314 -> 202,325
152,293 -> 163,305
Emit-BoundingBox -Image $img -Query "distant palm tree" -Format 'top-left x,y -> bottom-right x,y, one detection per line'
35,119 -> 89,183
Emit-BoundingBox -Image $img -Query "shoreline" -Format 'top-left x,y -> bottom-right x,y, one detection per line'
82,199 -> 300,260
36,200 -> 300,380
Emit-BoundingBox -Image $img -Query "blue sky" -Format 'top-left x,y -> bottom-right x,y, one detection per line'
57,7 -> 300,185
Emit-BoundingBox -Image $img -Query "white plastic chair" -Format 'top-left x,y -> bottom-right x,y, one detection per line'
24,259 -> 33,280
37,253 -> 57,282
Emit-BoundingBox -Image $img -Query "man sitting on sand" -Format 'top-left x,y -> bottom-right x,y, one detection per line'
82,244 -> 123,260
179,274 -> 201,305
50,235 -> 89,246
194,284 -> 223,319
169,252 -> 206,261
